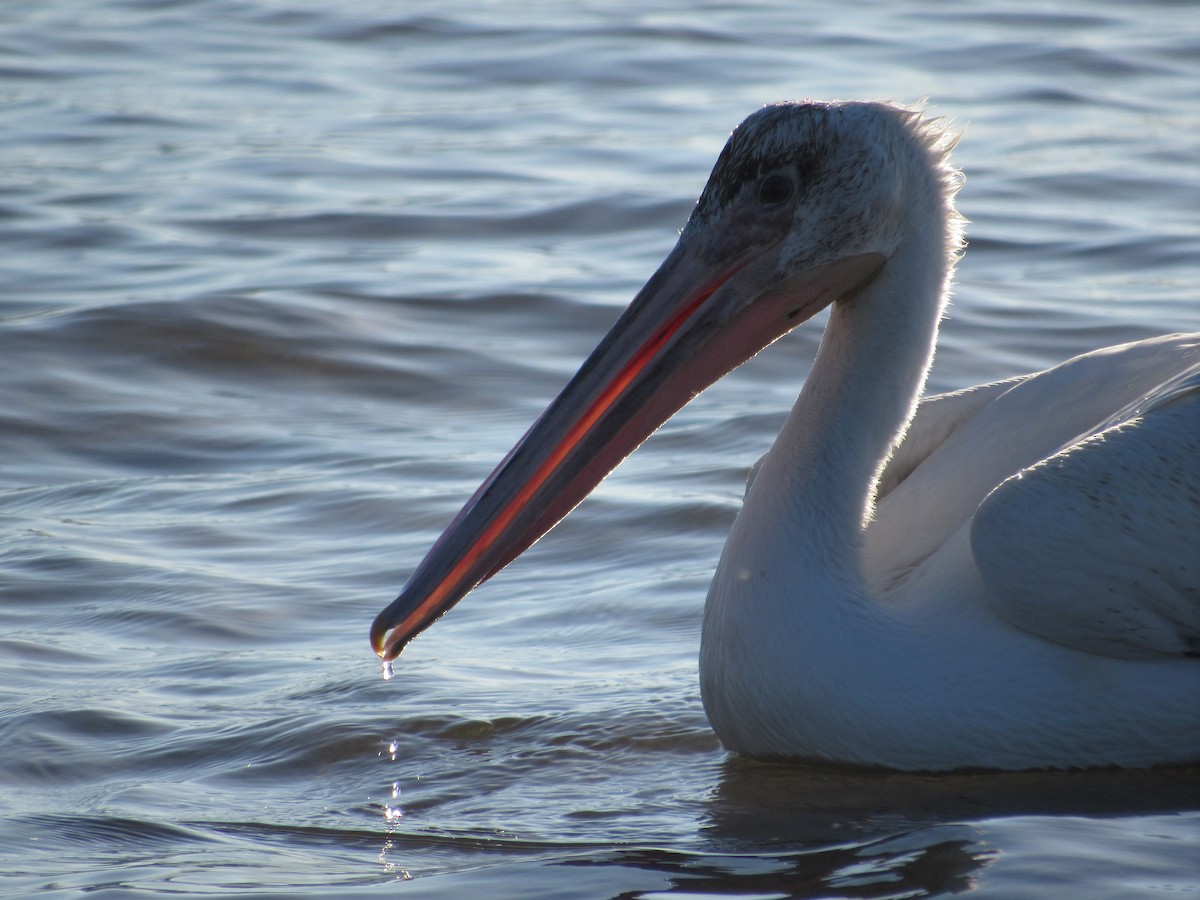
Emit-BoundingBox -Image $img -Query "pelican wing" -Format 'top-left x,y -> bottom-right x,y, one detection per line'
878,376 -> 1027,498
971,362 -> 1200,659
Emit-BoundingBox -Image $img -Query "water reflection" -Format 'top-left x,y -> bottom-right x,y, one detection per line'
705,756 -> 1200,846
677,758 -> 1200,897
563,830 -> 992,898
372,755 -> 1198,897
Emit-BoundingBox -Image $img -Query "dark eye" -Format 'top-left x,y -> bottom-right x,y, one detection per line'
758,172 -> 793,205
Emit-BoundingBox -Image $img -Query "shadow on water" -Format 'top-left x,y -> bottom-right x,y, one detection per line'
555,828 -> 990,898
622,758 -> 1200,899
366,759 -> 1198,899
704,755 -> 1200,846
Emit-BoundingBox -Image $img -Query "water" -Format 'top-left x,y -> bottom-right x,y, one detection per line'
2,0 -> 1198,895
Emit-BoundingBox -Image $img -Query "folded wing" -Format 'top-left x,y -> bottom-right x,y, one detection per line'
972,361 -> 1200,658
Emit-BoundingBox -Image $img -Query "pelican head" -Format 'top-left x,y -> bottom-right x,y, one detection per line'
371,100 -> 960,661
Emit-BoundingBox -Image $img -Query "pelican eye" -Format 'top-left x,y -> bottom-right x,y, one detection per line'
757,172 -> 793,206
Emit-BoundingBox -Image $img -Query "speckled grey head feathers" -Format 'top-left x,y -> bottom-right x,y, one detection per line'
685,101 -> 963,263
689,102 -> 837,223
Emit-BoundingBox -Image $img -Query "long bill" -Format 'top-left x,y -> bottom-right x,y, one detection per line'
371,238 -> 885,660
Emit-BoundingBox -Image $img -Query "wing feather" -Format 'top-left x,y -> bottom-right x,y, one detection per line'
878,376 -> 1026,498
971,363 -> 1200,658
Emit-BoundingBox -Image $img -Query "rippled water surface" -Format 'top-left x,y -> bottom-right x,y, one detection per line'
2,0 -> 1198,896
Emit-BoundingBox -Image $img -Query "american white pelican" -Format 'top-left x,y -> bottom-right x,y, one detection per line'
372,101 -> 1200,771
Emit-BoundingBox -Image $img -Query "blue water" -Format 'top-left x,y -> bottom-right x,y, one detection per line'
1,0 -> 1198,896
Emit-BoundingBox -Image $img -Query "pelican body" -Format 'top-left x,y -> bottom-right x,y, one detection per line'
372,101 -> 1200,771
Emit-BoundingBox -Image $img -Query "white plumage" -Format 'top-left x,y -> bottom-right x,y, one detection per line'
707,333 -> 1199,769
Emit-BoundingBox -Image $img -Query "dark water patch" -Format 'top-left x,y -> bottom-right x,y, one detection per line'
202,719 -> 391,782
82,111 -> 200,130
350,829 -> 994,899
706,758 -> 1200,846
0,707 -> 178,784
405,712 -> 552,744
0,812 -> 217,854
10,219 -> 143,252
180,196 -> 685,244
5,287 -> 615,409
369,288 -> 621,335
563,834 -> 997,898
0,637 -> 81,666
0,63 -> 78,82
0,292 -> 496,481
322,14 -> 522,45
956,10 -> 1116,30
2,694 -> 386,791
